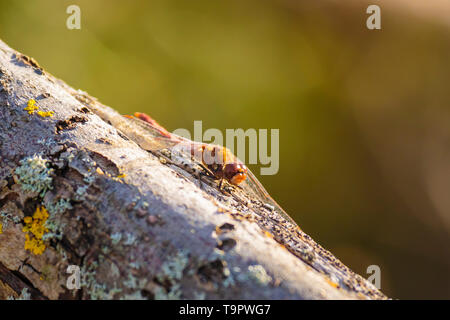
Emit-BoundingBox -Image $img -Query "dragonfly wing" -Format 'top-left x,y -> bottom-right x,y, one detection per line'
241,168 -> 300,229
115,115 -> 183,152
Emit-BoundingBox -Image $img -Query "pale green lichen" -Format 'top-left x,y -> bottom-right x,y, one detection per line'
154,250 -> 190,300
110,232 -> 122,245
74,185 -> 88,201
129,261 -> 140,270
245,265 -> 272,286
101,246 -> 111,255
83,173 -> 95,184
124,233 -> 137,246
193,291 -> 206,300
123,273 -> 147,290
121,291 -> 147,300
154,284 -> 182,300
1,210 -> 21,231
80,258 -> 122,300
15,155 -> 53,197
159,250 -> 189,283
41,198 -> 72,240
46,198 -> 73,216
121,273 -> 148,300
7,287 -> 31,300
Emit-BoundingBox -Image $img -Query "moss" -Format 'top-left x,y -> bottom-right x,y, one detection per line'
15,155 -> 53,197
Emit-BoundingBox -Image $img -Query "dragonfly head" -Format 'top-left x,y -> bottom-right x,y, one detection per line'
224,163 -> 247,185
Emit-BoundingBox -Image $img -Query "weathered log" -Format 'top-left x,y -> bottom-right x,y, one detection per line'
0,39 -> 386,300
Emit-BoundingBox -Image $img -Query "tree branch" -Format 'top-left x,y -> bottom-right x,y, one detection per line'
0,39 -> 386,300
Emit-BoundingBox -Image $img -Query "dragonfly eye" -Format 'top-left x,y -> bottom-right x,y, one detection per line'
224,163 -> 248,185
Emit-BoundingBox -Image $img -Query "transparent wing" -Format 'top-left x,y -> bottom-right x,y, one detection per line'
239,168 -> 300,229
112,114 -> 300,229
114,115 -> 185,152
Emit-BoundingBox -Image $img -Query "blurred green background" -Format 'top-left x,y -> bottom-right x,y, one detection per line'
1,0 -> 449,299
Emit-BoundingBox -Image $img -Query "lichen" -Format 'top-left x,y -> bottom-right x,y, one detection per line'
24,99 -> 38,114
15,155 -> 53,197
42,198 -> 72,240
1,210 -> 21,231
46,198 -> 72,216
159,250 -> 189,283
154,284 -> 182,300
110,232 -> 122,245
245,265 -> 272,286
123,233 -> 137,246
22,206 -> 49,255
80,258 -> 122,300
7,287 -> 31,300
154,250 -> 190,300
74,185 -> 88,201
24,99 -> 54,117
123,273 -> 147,290
121,290 -> 147,300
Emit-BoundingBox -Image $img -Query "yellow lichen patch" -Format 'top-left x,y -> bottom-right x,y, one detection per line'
325,277 -> 339,289
22,206 -> 49,255
24,99 -> 54,118
117,173 -> 126,179
0,222 -> 3,234
37,110 -> 54,118
263,231 -> 274,239
24,99 -> 39,114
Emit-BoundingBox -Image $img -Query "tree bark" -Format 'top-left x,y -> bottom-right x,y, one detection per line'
0,39 -> 387,300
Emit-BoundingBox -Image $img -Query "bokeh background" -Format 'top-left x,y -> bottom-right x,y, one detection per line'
1,0 -> 449,299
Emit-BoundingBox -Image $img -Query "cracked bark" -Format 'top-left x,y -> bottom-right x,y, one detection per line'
0,39 -> 387,300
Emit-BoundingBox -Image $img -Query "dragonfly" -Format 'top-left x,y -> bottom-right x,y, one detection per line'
89,104 -> 300,230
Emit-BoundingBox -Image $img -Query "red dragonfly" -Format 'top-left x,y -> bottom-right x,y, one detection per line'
90,106 -> 300,230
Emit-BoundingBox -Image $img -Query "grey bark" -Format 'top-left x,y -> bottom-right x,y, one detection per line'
0,39 -> 387,300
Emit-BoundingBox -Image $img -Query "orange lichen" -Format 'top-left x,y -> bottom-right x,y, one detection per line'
325,277 -> 339,288
24,99 -> 54,118
22,206 -> 49,255
37,110 -> 55,117
24,99 -> 39,114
